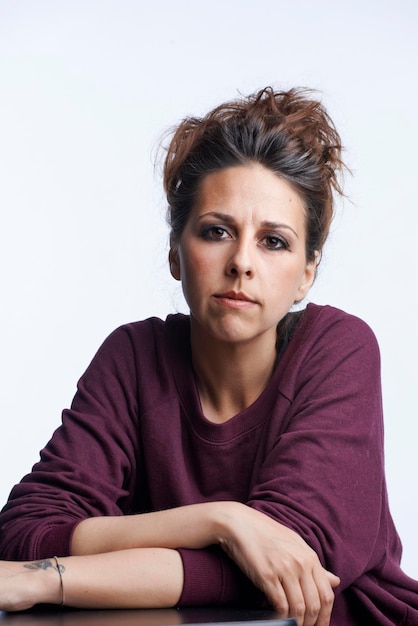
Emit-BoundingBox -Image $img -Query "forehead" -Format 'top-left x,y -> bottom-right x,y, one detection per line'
194,164 -> 306,227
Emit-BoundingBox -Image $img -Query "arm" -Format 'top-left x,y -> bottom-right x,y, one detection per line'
245,309 -> 386,590
71,503 -> 221,555
0,549 -> 183,612
0,324 -> 142,560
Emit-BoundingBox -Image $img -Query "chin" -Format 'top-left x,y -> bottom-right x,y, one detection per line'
209,322 -> 264,346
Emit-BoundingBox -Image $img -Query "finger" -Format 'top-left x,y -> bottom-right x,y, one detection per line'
312,569 -> 336,626
262,576 -> 291,620
283,572 -> 320,626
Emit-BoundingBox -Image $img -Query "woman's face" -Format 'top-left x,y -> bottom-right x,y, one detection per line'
170,164 -> 317,347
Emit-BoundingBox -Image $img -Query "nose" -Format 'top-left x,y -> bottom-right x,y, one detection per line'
225,239 -> 255,279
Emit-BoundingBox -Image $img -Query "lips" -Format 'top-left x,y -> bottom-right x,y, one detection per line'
213,291 -> 258,309
214,291 -> 256,302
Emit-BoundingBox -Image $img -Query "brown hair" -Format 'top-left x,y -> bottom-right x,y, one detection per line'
163,86 -> 345,262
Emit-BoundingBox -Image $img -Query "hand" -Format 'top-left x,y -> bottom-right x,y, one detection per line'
0,559 -> 61,611
215,503 -> 340,626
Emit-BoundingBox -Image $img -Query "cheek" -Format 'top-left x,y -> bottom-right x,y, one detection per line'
266,260 -> 308,295
178,246 -> 209,289
183,243 -> 220,274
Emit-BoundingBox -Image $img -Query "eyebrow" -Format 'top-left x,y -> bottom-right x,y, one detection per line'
198,212 -> 300,239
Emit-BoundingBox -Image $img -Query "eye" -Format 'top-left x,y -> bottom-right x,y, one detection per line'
261,234 -> 289,251
199,225 -> 231,241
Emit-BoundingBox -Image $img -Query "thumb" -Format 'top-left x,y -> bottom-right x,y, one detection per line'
326,571 -> 341,588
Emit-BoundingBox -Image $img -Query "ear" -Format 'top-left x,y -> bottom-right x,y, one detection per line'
295,251 -> 319,303
169,246 -> 181,281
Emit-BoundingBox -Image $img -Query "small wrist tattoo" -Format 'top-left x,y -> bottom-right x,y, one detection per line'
24,559 -> 57,572
24,558 -> 66,605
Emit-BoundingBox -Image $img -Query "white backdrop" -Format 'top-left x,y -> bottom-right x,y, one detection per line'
1,0 -> 417,578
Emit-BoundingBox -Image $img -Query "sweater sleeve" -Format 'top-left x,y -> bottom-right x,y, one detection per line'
0,324 -> 141,560
247,307 -> 388,590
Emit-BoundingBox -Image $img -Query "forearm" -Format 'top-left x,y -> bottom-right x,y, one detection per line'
1,549 -> 183,611
72,502 -> 227,555
63,549 -> 183,608
72,501 -> 308,563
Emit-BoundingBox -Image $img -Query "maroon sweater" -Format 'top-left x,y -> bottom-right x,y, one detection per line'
0,304 -> 417,624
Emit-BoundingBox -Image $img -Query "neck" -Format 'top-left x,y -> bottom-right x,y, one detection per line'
190,321 -> 277,424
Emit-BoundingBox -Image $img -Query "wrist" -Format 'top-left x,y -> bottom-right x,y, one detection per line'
24,558 -> 64,606
210,501 -> 244,546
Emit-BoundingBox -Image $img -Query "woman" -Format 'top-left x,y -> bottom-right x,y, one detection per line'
0,87 -> 417,626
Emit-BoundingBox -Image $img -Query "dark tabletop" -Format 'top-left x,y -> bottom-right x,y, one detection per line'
0,607 -> 297,626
